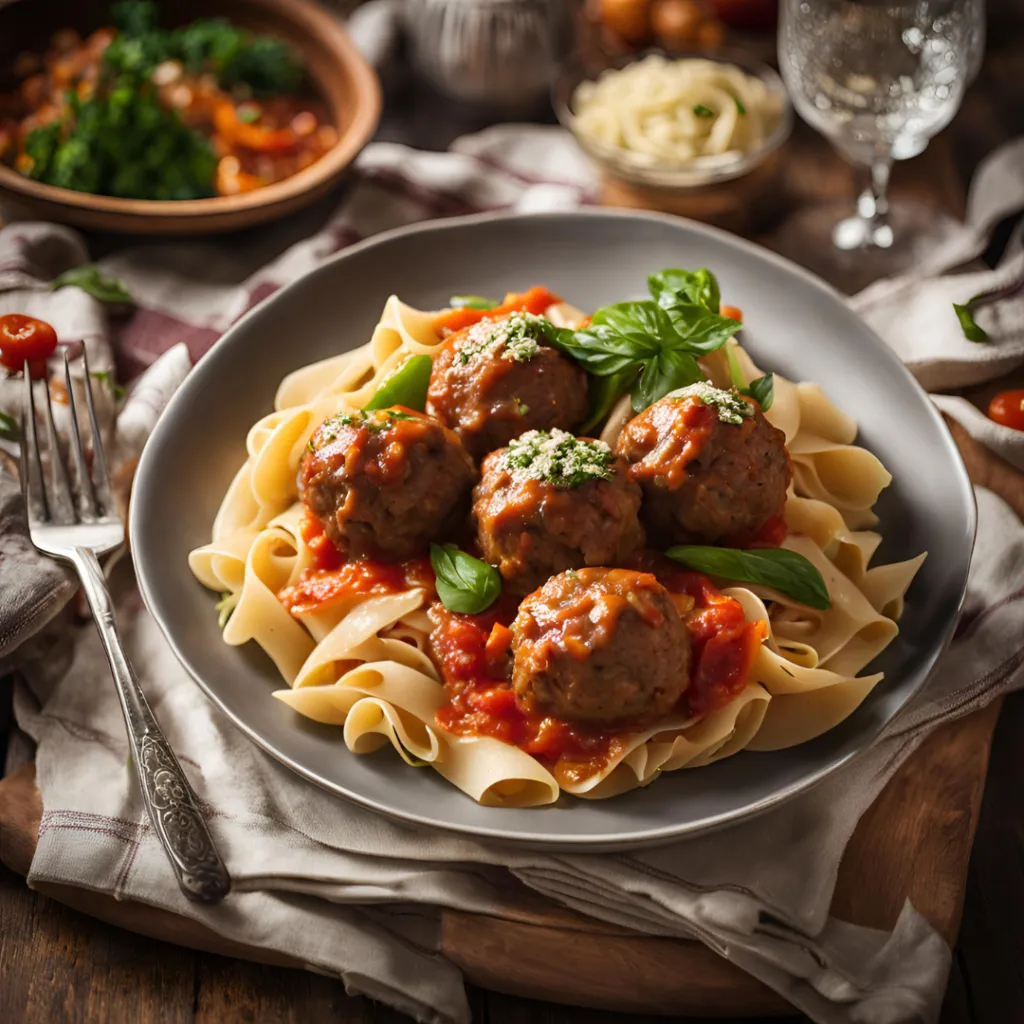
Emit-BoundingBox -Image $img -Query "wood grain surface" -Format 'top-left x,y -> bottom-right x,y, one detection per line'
1,23 -> 1023,1024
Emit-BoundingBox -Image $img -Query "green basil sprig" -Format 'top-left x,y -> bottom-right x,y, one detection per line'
546,267 -> 742,418
430,543 -> 502,614
449,295 -> 498,311
665,545 -> 831,611
51,265 -> 133,304
725,345 -> 774,412
364,355 -> 433,413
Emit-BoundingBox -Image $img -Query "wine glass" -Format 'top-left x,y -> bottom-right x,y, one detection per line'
776,0 -> 985,292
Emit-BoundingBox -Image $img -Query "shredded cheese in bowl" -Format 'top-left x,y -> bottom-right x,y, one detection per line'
568,54 -> 787,179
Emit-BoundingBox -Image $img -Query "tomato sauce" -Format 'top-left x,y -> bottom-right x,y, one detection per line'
430,601 -> 628,767
623,395 -> 718,490
280,513 -> 434,616
726,513 -> 788,550
433,286 -> 561,335
429,568 -> 765,777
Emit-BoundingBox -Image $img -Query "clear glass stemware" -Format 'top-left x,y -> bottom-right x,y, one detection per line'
776,0 -> 985,292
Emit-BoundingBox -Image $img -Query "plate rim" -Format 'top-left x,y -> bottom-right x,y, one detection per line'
130,207 -> 977,848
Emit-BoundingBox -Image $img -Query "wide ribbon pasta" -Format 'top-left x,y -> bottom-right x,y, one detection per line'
190,298 -> 925,805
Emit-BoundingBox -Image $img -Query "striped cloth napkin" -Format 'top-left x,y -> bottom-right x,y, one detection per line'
2,126 -> 1024,1024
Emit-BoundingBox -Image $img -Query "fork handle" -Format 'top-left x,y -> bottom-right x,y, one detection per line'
73,546 -> 232,904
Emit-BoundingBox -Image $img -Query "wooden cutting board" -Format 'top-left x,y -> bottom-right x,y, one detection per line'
0,419 -> 1020,1017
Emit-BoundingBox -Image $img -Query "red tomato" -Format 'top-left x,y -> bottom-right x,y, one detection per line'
0,313 -> 58,377
988,390 -> 1024,432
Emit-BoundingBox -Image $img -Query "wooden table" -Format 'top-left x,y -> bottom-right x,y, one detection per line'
2,29 -> 1024,1024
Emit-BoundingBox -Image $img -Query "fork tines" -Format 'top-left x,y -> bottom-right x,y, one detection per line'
20,352 -> 117,526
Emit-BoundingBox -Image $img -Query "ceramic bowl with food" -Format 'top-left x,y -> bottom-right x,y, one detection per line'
0,0 -> 381,234
554,50 -> 792,226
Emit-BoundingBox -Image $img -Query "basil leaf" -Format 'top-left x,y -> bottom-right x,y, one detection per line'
430,543 -> 501,615
581,366 -> 638,434
660,301 -> 742,354
632,348 -> 703,413
953,302 -> 990,344
665,546 -> 831,611
746,373 -> 774,412
0,410 -> 18,441
449,295 -> 497,310
693,104 -> 715,117
547,322 -> 652,376
51,264 -> 132,304
649,268 -> 721,312
591,302 -> 671,357
364,355 -> 433,413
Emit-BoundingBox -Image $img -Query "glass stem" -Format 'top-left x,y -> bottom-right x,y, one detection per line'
854,159 -> 894,249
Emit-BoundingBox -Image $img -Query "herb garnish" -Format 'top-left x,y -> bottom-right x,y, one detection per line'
953,298 -> 990,344
0,411 -> 18,441
725,344 -> 774,412
693,104 -> 715,118
456,312 -> 548,365
666,382 -> 752,425
52,265 -> 133,305
364,355 -> 433,413
734,96 -> 746,115
501,429 -> 615,489
310,407 -> 422,449
545,267 -> 742,418
91,370 -> 126,401
449,295 -> 498,311
665,546 -> 831,611
430,543 -> 502,615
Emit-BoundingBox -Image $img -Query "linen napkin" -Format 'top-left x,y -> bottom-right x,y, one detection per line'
2,126 -> 1024,1024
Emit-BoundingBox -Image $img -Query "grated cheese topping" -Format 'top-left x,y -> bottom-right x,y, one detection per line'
501,428 -> 615,488
455,312 -> 549,365
666,382 -> 753,425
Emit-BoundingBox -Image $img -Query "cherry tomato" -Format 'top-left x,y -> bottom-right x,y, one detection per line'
0,313 -> 58,377
987,390 -> 1024,432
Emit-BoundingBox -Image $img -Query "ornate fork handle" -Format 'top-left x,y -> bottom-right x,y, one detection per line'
72,546 -> 231,903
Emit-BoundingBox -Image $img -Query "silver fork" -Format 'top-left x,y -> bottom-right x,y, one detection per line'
20,352 -> 231,904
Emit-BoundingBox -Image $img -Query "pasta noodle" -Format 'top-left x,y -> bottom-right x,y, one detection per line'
189,295 -> 925,807
570,55 -> 784,171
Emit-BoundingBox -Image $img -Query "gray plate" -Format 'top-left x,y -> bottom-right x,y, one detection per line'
130,209 -> 976,851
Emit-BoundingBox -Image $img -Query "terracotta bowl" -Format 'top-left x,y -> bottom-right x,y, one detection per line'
0,0 -> 381,234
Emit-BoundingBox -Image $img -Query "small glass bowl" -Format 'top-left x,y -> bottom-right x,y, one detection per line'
553,49 -> 794,227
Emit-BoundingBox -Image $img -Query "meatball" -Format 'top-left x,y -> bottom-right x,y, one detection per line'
512,568 -> 691,726
301,407 -> 475,560
473,429 -> 644,596
616,384 -> 790,546
427,311 -> 588,460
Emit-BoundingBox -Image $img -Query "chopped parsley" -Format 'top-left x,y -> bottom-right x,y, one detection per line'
666,382 -> 753,425
693,104 -> 715,118
310,408 -> 416,448
455,312 -> 549,366
501,429 -> 615,489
